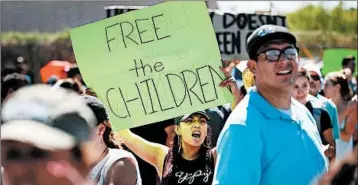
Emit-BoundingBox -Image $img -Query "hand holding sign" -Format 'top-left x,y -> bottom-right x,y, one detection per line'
219,59 -> 241,108
70,1 -> 233,131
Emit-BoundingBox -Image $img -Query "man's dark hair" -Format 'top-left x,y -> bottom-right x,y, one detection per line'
1,68 -> 16,80
67,66 -> 80,78
1,73 -> 29,102
240,85 -> 247,97
342,56 -> 355,66
54,78 -> 84,94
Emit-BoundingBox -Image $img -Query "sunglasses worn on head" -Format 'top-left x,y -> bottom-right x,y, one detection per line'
256,47 -> 298,62
3,147 -> 49,162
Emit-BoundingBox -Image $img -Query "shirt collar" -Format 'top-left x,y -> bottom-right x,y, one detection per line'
248,87 -> 300,121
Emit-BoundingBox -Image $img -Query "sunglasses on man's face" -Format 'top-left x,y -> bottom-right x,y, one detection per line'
310,75 -> 321,81
257,47 -> 299,62
2,147 -> 50,162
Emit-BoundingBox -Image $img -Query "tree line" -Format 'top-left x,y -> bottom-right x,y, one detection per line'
286,1 -> 357,35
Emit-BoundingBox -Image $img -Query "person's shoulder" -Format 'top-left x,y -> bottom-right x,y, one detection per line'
106,149 -> 139,169
292,98 -> 313,117
108,150 -> 139,175
224,94 -> 262,130
112,155 -> 137,167
317,94 -> 337,108
227,100 -> 250,124
107,156 -> 139,184
109,148 -> 136,159
308,95 -> 324,109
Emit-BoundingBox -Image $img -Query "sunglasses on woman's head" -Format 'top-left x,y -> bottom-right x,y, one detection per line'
256,47 -> 299,62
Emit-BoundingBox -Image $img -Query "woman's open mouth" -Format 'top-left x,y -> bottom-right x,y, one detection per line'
192,131 -> 201,139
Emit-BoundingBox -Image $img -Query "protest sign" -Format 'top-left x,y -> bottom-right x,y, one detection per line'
210,12 -> 286,61
103,6 -> 287,61
70,1 -> 233,131
322,48 -> 357,76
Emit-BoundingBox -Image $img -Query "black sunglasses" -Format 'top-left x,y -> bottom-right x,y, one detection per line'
256,47 -> 299,62
310,75 -> 321,81
3,147 -> 49,162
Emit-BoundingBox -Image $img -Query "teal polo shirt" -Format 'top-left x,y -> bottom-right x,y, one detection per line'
213,87 -> 328,185
315,94 -> 341,140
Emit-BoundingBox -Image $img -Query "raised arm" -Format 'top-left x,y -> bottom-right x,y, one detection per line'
117,129 -> 169,177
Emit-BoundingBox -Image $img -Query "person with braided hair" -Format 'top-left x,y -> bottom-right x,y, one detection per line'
118,111 -> 215,185
81,95 -> 142,185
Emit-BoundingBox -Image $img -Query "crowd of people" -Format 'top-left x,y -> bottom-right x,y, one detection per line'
1,24 -> 357,185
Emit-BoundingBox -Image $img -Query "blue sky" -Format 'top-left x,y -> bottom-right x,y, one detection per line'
217,1 -> 358,15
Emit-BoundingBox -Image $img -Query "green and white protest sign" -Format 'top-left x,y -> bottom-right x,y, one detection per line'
70,1 -> 233,131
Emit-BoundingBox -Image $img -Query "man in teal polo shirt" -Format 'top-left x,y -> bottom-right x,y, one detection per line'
213,25 -> 328,185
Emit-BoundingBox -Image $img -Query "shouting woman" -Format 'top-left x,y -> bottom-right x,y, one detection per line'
118,111 -> 215,185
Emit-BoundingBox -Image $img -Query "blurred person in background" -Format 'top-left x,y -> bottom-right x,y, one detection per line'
1,84 -> 99,185
317,145 -> 357,185
53,78 -> 85,94
231,60 -> 255,103
341,56 -> 357,94
15,61 -> 34,84
47,75 -> 59,85
67,66 -> 86,88
352,93 -> 358,147
341,67 -> 357,95
324,71 -> 357,162
1,68 -> 16,81
291,68 -> 334,158
81,94 -> 142,185
1,73 -> 29,103
342,56 -> 356,75
304,63 -> 342,145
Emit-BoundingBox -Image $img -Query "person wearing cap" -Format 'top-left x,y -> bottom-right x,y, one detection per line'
1,72 -> 29,103
117,111 -> 216,185
303,63 -> 341,143
1,84 -> 98,185
81,94 -> 142,185
213,25 -> 328,185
